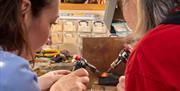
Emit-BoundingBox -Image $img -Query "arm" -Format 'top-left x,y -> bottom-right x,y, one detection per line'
125,46 -> 171,91
125,72 -> 171,91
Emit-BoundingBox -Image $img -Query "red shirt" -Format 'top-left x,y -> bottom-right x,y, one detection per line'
125,24 -> 180,91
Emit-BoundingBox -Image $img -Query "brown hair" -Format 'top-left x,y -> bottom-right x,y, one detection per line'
0,0 -> 51,55
135,0 -> 180,38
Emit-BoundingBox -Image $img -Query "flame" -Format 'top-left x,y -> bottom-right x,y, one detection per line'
100,72 -> 109,78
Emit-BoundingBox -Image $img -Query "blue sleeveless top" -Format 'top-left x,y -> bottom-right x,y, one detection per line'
0,48 -> 40,91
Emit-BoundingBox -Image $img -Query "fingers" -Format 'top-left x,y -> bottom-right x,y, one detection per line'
79,76 -> 89,85
117,76 -> 125,91
52,75 -> 65,81
119,76 -> 125,88
71,68 -> 89,85
71,68 -> 89,77
79,83 -> 87,91
69,69 -> 89,90
119,76 -> 125,86
49,69 -> 90,91
46,70 -> 71,83
75,78 -> 88,91
52,70 -> 71,75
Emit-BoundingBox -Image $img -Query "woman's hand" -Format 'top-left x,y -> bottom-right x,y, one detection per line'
50,68 -> 89,91
38,70 -> 70,91
117,76 -> 125,91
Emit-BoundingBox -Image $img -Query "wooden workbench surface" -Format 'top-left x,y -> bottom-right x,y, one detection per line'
89,84 -> 117,91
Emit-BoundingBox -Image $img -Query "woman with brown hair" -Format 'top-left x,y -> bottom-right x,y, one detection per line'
117,0 -> 180,91
0,0 -> 89,91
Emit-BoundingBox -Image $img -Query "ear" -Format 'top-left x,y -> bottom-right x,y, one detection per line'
21,0 -> 31,15
21,0 -> 32,31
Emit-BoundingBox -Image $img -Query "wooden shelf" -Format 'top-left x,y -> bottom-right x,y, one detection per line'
59,3 -> 106,10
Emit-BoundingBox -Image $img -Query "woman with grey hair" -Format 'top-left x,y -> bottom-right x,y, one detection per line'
117,0 -> 180,91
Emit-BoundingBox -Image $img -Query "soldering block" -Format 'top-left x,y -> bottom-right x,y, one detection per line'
98,76 -> 119,86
